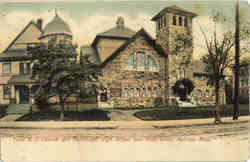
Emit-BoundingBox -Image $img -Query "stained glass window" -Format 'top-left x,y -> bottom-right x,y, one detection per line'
125,53 -> 134,70
149,55 -> 157,71
136,52 -> 146,71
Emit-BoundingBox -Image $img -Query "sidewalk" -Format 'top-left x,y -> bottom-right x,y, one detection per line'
0,116 -> 248,129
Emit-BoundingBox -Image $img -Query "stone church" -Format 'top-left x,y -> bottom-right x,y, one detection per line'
81,5 -> 226,108
0,5 -> 226,109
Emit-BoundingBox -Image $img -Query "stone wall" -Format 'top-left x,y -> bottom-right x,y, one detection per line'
99,34 -> 168,108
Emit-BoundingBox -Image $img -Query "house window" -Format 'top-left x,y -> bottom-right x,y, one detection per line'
20,63 -> 30,75
130,88 -> 134,97
157,21 -> 160,31
136,52 -> 146,71
124,88 -> 129,97
184,17 -> 188,27
179,16 -> 182,26
148,87 -> 152,97
2,63 -> 11,73
3,85 -> 10,98
153,88 -> 158,97
173,16 -> 176,25
149,55 -> 157,71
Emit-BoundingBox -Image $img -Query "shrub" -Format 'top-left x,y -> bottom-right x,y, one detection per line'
35,95 -> 50,110
154,97 -> 163,107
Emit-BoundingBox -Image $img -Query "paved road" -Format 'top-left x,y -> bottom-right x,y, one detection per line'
0,117 -> 248,161
0,118 -> 248,142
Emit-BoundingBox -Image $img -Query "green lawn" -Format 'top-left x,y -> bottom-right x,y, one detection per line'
134,105 -> 249,121
16,109 -> 111,121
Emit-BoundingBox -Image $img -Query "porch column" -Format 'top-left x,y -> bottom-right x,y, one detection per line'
28,85 -> 33,104
15,88 -> 20,104
10,85 -> 15,104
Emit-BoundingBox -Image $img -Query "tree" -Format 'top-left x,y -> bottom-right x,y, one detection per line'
200,11 -> 250,123
28,37 -> 101,120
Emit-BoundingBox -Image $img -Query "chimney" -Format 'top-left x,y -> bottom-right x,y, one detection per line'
36,19 -> 43,30
116,17 -> 124,28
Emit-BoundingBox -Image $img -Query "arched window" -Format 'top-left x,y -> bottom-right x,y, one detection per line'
125,53 -> 134,70
136,52 -> 146,71
149,55 -> 157,71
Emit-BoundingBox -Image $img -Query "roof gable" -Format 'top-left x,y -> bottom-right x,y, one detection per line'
101,28 -> 167,66
3,20 -> 42,53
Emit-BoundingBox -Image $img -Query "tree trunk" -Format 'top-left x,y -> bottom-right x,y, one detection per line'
233,0 -> 240,120
59,99 -> 65,121
215,79 -> 222,124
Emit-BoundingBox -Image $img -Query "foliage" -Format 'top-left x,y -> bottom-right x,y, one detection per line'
28,37 -> 101,120
172,78 -> 195,101
153,97 -> 163,107
200,11 -> 250,123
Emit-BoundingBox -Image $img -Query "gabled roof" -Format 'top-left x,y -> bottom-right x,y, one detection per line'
0,50 -> 31,62
97,26 -> 136,39
101,28 -> 168,66
92,17 -> 136,47
3,20 -> 42,53
152,5 -> 198,21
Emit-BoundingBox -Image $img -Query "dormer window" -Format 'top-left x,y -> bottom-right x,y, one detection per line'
179,16 -> 183,26
184,17 -> 188,27
173,16 -> 176,25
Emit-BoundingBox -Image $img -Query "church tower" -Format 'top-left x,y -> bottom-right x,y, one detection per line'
151,5 -> 197,101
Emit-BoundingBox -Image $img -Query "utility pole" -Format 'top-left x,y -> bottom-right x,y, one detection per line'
233,0 -> 240,120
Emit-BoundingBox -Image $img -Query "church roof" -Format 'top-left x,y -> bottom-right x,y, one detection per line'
151,5 -> 197,21
101,28 -> 167,66
97,26 -> 136,39
92,17 -> 136,46
41,13 -> 72,38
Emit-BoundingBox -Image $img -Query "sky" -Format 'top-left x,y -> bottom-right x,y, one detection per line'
0,0 -> 249,59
